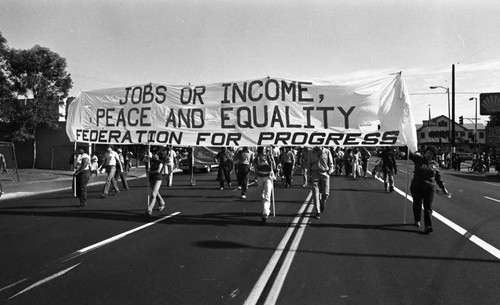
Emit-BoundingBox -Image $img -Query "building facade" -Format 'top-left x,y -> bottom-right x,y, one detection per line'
416,115 -> 485,154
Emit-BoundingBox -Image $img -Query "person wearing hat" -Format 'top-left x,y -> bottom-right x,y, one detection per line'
409,146 -> 449,234
114,148 -> 129,190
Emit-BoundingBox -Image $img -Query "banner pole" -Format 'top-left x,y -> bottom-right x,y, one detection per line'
73,142 -> 77,198
272,181 -> 276,217
403,146 -> 410,224
147,144 -> 151,207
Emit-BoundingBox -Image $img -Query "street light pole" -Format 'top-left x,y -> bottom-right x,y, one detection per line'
430,85 -> 452,168
469,97 -> 478,154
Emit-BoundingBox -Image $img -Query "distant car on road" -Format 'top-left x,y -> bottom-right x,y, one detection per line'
455,152 -> 473,161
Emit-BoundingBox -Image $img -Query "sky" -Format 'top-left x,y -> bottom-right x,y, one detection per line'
2,0 -> 500,127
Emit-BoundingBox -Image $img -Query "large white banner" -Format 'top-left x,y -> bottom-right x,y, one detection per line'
66,73 -> 417,150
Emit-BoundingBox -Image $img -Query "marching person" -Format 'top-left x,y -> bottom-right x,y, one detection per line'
235,146 -> 254,199
301,146 -> 311,187
162,145 -> 178,187
280,146 -> 295,187
73,146 -> 91,207
90,153 -> 99,177
0,152 -> 7,173
215,147 -> 234,190
99,145 -> 121,198
253,146 -> 276,224
360,147 -> 371,178
307,146 -> 334,219
146,151 -> 166,216
380,147 -> 397,192
115,148 -> 129,190
409,146 -> 449,234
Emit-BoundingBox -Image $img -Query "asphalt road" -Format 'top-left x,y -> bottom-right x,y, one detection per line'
0,161 -> 499,305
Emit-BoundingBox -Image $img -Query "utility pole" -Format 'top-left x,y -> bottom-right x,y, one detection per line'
451,64 -> 456,154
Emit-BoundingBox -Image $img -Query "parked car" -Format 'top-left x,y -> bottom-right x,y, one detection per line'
178,157 -> 218,173
455,152 -> 473,161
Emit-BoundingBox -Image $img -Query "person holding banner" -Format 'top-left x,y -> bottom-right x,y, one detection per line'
99,145 -> 121,198
409,146 -> 449,234
253,146 -> 276,224
146,151 -> 166,216
307,146 -> 334,219
300,147 -> 311,187
215,147 -> 234,190
73,146 -> 91,207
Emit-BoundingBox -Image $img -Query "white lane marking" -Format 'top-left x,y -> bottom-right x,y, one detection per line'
264,203 -> 314,305
244,192 -> 312,305
484,196 -> 500,203
9,263 -> 81,299
483,182 -> 500,187
0,278 -> 28,293
64,212 -> 180,261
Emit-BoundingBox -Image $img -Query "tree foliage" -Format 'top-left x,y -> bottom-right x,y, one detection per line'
6,44 -> 73,142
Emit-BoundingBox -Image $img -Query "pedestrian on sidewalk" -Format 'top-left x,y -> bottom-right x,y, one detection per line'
74,146 -> 91,207
146,151 -> 166,216
115,148 -> 129,190
99,145 -> 121,198
235,146 -> 254,198
307,146 -> 334,219
253,146 -> 276,224
409,146 -> 449,234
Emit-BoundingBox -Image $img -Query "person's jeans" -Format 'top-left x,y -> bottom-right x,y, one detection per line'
103,165 -> 119,195
76,170 -> 90,203
257,175 -> 273,216
311,173 -> 330,214
411,183 -> 435,227
237,164 -> 250,195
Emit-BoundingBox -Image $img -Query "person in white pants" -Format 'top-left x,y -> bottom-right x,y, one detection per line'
253,146 -> 276,224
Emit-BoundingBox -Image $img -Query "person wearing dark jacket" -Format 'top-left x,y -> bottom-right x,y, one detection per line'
409,146 -> 449,234
380,147 -> 397,192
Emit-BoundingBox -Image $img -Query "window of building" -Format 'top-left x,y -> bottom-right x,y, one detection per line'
421,132 -> 426,139
438,121 -> 447,127
479,132 -> 484,139
468,132 -> 473,139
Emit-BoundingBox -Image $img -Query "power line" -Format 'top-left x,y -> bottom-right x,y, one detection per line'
457,38 -> 500,64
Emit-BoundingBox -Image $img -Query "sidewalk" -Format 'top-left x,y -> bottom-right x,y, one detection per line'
0,167 -> 148,200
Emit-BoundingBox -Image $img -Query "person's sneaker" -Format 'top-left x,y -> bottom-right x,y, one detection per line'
424,226 -> 433,234
302,184 -> 307,187
415,221 -> 421,227
220,187 -> 224,190
159,205 -> 165,212
238,186 -> 242,190
389,187 -> 394,192
314,212 -> 321,219
241,194 -> 246,199
100,194 -> 107,198
146,209 -> 152,216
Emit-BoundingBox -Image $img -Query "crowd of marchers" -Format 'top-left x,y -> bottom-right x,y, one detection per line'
71,144 -> 500,234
